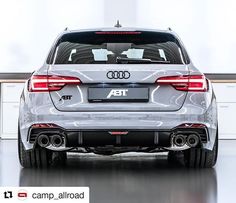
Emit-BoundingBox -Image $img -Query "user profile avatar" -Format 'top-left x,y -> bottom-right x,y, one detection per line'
17,189 -> 28,201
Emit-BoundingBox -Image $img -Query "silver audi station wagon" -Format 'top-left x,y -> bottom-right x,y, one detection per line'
18,27 -> 218,168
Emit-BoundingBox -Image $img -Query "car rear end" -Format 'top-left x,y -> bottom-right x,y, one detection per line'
18,28 -> 218,168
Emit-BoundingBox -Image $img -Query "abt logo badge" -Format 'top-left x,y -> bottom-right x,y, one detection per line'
107,89 -> 128,98
59,95 -> 72,101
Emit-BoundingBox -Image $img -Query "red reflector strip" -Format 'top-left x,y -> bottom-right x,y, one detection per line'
109,131 -> 129,135
95,31 -> 141,35
177,123 -> 207,128
31,123 -> 59,128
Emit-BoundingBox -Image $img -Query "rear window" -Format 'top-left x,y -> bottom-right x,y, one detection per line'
51,31 -> 186,64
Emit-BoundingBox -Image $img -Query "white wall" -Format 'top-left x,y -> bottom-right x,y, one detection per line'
0,0 -> 105,72
104,0 -> 137,27
0,0 -> 236,73
136,0 -> 236,74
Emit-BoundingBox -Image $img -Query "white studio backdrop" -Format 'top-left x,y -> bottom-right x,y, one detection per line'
0,0 -> 236,73
0,0 -> 105,73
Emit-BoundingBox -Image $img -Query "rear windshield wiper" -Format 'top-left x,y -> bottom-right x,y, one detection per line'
116,57 -> 171,64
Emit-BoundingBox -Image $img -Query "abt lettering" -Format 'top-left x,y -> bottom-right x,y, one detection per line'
59,95 -> 72,101
107,89 -> 128,98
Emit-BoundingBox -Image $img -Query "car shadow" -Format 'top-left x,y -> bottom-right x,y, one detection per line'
19,153 -> 217,203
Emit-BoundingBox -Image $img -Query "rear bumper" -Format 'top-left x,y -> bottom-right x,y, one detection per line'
20,111 -> 217,151
19,85 -> 217,151
27,125 -> 209,152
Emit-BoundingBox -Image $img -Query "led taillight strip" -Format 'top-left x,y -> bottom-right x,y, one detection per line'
28,75 -> 81,92
156,75 -> 208,92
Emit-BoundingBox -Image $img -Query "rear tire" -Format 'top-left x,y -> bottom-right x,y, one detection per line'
183,129 -> 218,168
18,127 -> 67,168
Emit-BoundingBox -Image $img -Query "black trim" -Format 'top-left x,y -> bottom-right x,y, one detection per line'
205,73 -> 236,80
1,73 -> 236,81
0,73 -> 32,80
27,127 -> 208,148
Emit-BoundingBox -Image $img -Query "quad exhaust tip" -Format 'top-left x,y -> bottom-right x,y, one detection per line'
37,134 -> 63,148
37,134 -> 50,148
173,133 -> 199,148
186,134 -> 199,147
51,134 -> 63,147
173,134 -> 186,147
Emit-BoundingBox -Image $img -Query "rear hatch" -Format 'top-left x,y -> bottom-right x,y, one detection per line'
47,30 -> 190,112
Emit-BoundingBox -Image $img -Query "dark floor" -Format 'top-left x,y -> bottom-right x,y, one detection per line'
0,140 -> 235,203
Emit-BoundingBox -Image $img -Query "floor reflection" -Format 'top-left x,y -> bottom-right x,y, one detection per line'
19,154 -> 217,203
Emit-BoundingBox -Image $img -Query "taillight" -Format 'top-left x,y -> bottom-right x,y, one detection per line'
156,75 -> 208,92
28,75 -> 81,92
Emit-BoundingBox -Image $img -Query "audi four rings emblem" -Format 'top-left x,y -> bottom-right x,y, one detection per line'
106,71 -> 130,79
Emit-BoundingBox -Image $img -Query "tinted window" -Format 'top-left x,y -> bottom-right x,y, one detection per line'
52,31 -> 185,64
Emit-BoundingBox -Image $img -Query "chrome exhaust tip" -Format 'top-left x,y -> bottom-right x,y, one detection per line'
187,134 -> 199,147
51,134 -> 63,147
173,134 -> 186,147
37,134 -> 50,148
